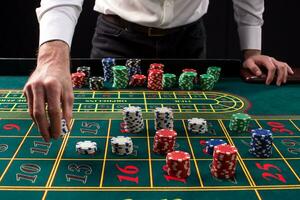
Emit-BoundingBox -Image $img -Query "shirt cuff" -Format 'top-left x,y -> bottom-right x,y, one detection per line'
37,5 -> 81,47
238,25 -> 262,50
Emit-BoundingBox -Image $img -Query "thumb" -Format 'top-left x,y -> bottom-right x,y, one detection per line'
243,60 -> 262,76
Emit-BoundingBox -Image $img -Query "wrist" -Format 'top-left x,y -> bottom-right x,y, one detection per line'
243,49 -> 261,60
37,40 -> 70,69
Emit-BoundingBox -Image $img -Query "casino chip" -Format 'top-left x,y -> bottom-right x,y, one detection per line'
229,113 -> 252,132
187,118 -> 208,134
111,136 -> 133,155
147,69 -> 163,90
207,66 -> 221,83
149,63 -> 164,71
60,119 -> 69,138
112,65 -> 129,89
122,106 -> 144,133
76,141 -> 97,155
179,72 -> 197,90
89,76 -> 104,90
129,74 -> 147,87
126,59 -> 142,77
163,73 -> 177,89
77,66 -> 91,87
166,151 -> 191,179
199,74 -> 215,91
211,144 -> 238,179
153,129 -> 177,155
102,58 -> 116,82
249,128 -> 273,158
182,68 -> 198,84
71,72 -> 85,88
154,107 -> 174,130
205,139 -> 227,155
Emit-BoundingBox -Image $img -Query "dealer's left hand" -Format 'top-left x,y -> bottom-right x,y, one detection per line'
242,50 -> 294,86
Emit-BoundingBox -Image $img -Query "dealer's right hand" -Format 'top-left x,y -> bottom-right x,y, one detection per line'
23,41 -> 74,142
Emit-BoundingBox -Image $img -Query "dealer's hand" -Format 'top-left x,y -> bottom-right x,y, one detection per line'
243,50 -> 294,86
23,41 -> 74,142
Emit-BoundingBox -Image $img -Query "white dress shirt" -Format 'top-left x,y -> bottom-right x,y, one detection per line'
37,0 -> 264,50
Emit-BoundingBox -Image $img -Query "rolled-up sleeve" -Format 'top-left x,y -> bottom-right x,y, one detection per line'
232,0 -> 264,50
36,0 -> 84,47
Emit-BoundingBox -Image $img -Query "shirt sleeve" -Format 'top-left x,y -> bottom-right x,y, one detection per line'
36,0 -> 84,47
232,0 -> 264,50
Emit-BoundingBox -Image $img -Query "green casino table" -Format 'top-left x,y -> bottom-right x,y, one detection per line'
0,59 -> 299,200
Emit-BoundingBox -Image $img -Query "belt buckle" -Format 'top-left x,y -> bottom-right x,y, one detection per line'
148,27 -> 164,37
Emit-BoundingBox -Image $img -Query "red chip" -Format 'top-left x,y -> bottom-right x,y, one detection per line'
147,69 -> 163,90
129,74 -> 147,87
213,144 -> 237,156
71,72 -> 85,88
211,144 -> 238,179
166,151 -> 190,162
182,68 -> 197,73
165,151 -> 191,178
150,63 -> 164,70
156,129 -> 177,138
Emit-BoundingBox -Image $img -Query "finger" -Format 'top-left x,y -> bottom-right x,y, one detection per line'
271,59 -> 289,85
275,64 -> 285,86
45,79 -> 62,140
283,64 -> 288,84
263,58 -> 276,85
287,65 -> 294,75
24,87 -> 36,124
32,83 -> 50,142
62,90 -> 74,130
243,59 -> 262,76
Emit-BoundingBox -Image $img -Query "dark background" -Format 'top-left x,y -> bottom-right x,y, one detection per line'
0,0 -> 299,72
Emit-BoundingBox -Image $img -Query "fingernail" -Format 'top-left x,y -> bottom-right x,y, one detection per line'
256,71 -> 261,76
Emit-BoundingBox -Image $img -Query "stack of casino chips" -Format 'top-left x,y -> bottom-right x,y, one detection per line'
71,72 -> 85,88
122,106 -> 144,133
60,119 -> 69,138
147,69 -> 163,90
211,144 -> 238,179
249,128 -> 273,158
179,72 -> 197,90
205,139 -> 227,155
76,141 -> 97,155
154,107 -> 174,130
207,66 -> 221,83
111,136 -> 133,155
126,59 -> 142,77
89,76 -> 104,90
77,66 -> 91,86
102,58 -> 116,82
149,63 -> 164,71
166,151 -> 191,179
163,73 -> 177,89
129,74 -> 147,87
153,129 -> 177,154
112,65 -> 129,89
182,68 -> 198,84
187,118 -> 208,134
199,74 -> 215,91
229,113 -> 252,132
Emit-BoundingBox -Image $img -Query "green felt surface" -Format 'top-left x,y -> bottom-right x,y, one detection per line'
0,76 -> 299,116
0,76 -> 299,200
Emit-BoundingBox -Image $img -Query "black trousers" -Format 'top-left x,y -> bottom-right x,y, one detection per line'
90,14 -> 207,59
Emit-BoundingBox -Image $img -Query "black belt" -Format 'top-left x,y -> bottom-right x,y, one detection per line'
100,13 -> 191,37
